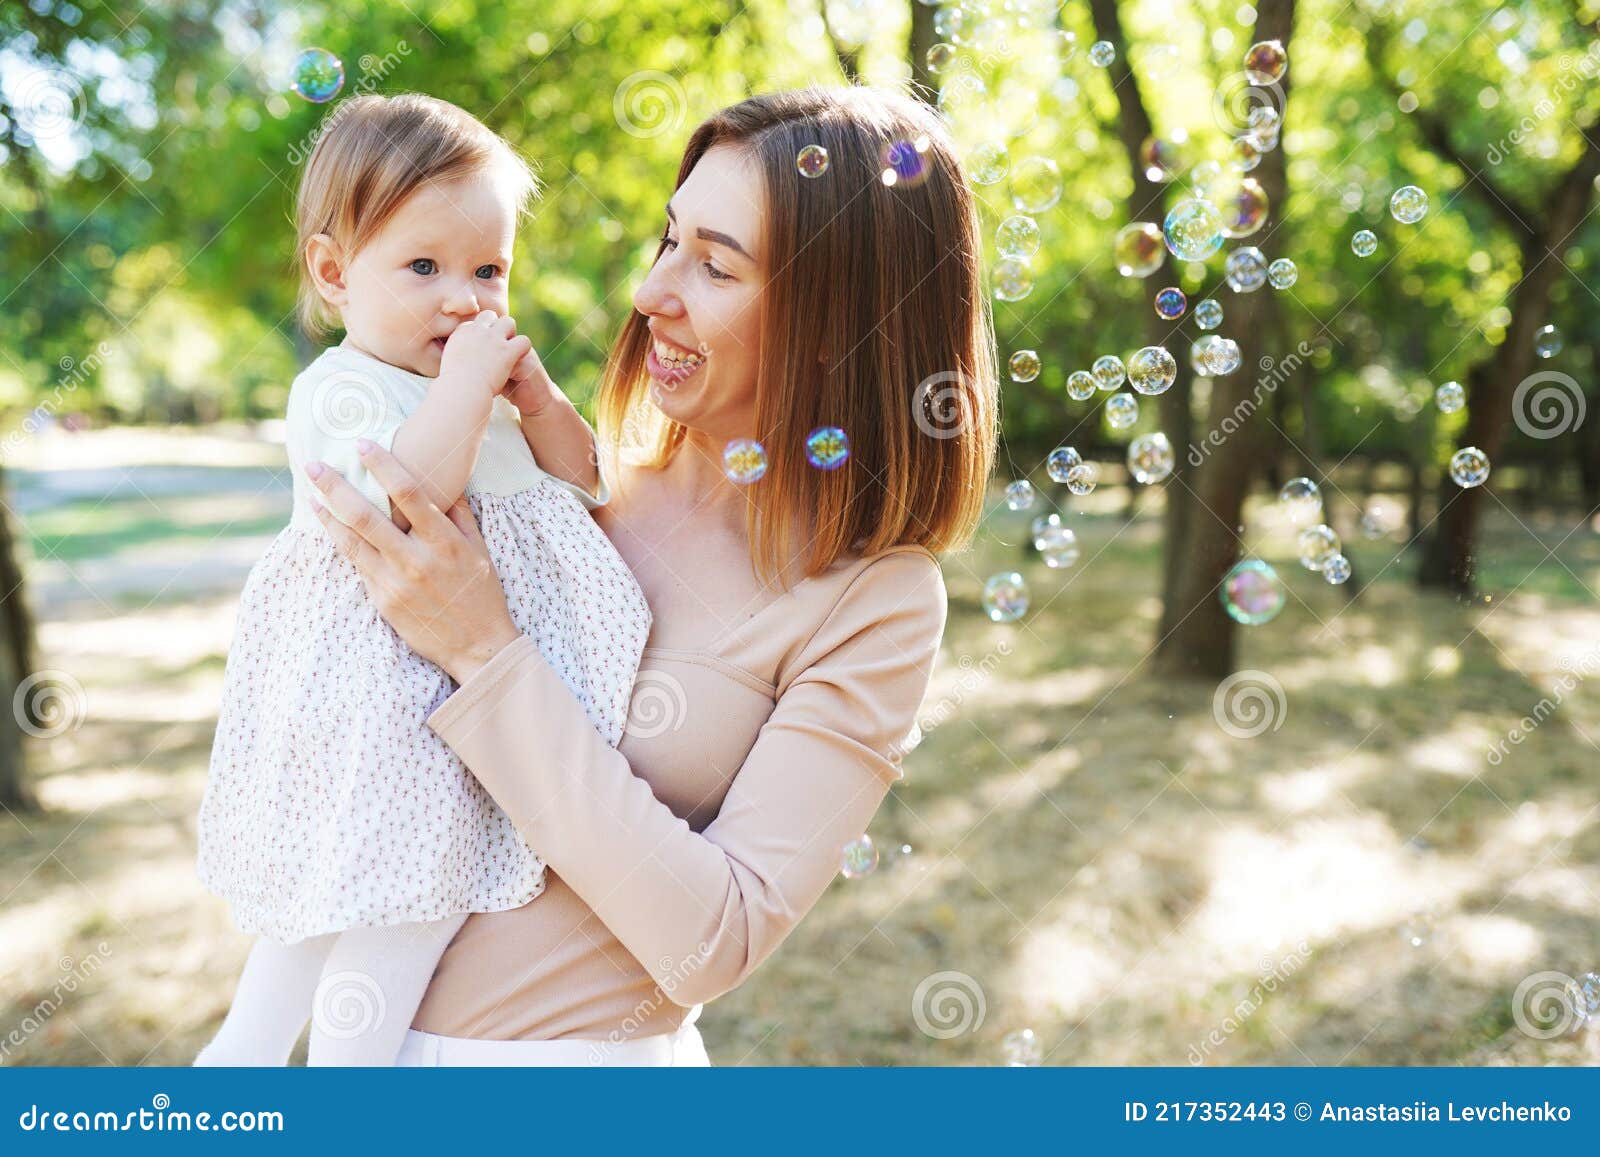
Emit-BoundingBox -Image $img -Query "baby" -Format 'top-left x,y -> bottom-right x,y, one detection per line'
194,93 -> 651,1065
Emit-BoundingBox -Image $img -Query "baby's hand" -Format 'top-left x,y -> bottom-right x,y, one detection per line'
439,310 -> 532,394
500,346 -> 560,417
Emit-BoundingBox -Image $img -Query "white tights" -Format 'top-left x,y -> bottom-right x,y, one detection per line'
193,913 -> 467,1066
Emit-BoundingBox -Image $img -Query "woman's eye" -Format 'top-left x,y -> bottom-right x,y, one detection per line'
409,259 -> 436,275
703,261 -> 732,282
475,264 -> 501,279
662,234 -> 679,251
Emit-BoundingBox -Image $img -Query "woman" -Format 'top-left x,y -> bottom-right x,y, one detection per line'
303,86 -> 997,1066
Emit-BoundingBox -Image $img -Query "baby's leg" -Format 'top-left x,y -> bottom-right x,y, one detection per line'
193,932 -> 338,1065
306,913 -> 468,1066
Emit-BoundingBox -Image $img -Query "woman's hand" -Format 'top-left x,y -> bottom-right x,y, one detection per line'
303,441 -> 523,684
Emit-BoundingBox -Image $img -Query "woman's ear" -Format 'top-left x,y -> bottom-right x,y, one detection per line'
305,233 -> 349,313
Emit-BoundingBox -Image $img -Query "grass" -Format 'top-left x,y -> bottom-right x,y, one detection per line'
1,431 -> 1597,1066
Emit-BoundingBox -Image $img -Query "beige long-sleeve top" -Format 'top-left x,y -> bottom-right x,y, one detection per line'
410,542 -> 947,1041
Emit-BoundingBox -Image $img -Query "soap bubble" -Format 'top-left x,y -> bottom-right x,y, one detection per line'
1036,524 -> 1080,568
1066,370 -> 1098,400
1139,135 -> 1187,183
926,42 -> 957,72
1297,523 -> 1342,571
1011,156 -> 1062,213
1057,29 -> 1078,62
1127,432 -> 1175,483
1217,176 -> 1269,238
969,141 -> 1010,186
840,834 -> 879,878
1245,105 -> 1282,152
1534,324 -> 1562,358
1154,287 -> 1187,319
1279,476 -> 1322,522
1434,381 -> 1465,413
1046,446 -> 1082,482
1005,479 -> 1036,510
993,258 -> 1034,302
1323,553 -> 1352,585
723,438 -> 768,483
997,214 -> 1041,259
1351,229 -> 1378,257
1229,134 -> 1262,172
1191,334 -> 1242,376
1031,511 -> 1063,548
1220,558 -> 1285,625
805,425 -> 851,470
1267,257 -> 1298,289
1224,246 -> 1268,292
1002,1028 -> 1044,1066
796,144 -> 830,178
1194,299 -> 1224,329
1089,40 -> 1115,67
1450,446 -> 1491,487
290,48 -> 344,103
1188,160 -> 1223,194
1065,462 -> 1098,495
1163,198 -> 1226,262
1091,355 -> 1126,390
1114,221 -> 1166,278
983,571 -> 1030,621
881,137 -> 932,188
1389,185 -> 1428,223
1242,39 -> 1287,84
1104,393 -> 1139,430
1127,345 -> 1177,395
932,3 -> 967,41
1008,349 -> 1042,382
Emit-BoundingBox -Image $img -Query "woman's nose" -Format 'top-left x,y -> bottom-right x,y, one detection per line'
632,257 -> 684,319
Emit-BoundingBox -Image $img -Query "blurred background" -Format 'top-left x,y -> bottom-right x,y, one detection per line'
1,0 -> 1598,1066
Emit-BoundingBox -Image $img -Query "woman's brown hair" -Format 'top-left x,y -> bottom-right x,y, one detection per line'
595,86 -> 998,584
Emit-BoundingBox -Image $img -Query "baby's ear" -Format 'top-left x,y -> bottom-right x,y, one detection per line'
304,233 -> 348,307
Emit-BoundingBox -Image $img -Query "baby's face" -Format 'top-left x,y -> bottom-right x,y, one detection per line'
337,169 -> 518,377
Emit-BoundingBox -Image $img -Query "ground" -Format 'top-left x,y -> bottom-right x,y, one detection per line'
1,424 -> 1596,1066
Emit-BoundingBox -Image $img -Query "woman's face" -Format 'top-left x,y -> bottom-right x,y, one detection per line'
633,144 -> 765,440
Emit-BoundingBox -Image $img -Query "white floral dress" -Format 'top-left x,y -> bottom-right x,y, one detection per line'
196,346 -> 652,945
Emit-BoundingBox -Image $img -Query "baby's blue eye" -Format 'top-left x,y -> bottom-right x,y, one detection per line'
409,259 -> 436,275
476,264 -> 501,279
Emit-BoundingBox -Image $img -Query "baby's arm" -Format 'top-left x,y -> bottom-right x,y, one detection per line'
501,351 -> 602,502
387,312 -> 532,533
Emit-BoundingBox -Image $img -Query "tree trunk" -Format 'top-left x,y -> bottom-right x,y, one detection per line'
908,1 -> 937,103
0,492 -> 40,813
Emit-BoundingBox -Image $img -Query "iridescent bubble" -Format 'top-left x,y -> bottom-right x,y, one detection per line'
1190,334 -> 1242,376
723,438 -> 768,483
1154,287 -> 1187,320
1057,29 -> 1077,62
1194,299 -> 1224,330
1242,39 -> 1287,84
1005,479 -> 1036,510
1065,462 -> 1097,495
1278,476 -> 1322,522
993,258 -> 1034,302
1218,176 -> 1269,238
1113,221 -> 1166,278
997,214 -> 1041,259
881,136 -> 931,188
983,571 -> 1030,622
1104,393 -> 1139,430
805,425 -> 850,470
1091,355 -> 1126,390
1224,246 -> 1268,292
1188,160 -> 1223,194
1351,229 -> 1378,257
1139,136 -> 1187,183
937,71 -> 987,119
1066,370 -> 1097,401
1037,524 -> 1080,568
969,141 -> 1010,186
1434,381 -> 1465,413
1162,198 -> 1226,262
1245,105 -> 1282,152
932,4 -> 968,44
1002,1028 -> 1043,1066
840,834 -> 879,878
1127,345 -> 1177,395
1267,257 -> 1298,289
1297,523 -> 1342,572
1008,349 -> 1041,382
1220,559 -> 1285,625
1323,554 -> 1352,585
1046,445 -> 1082,482
926,42 -> 957,73
796,144 -> 830,178
1229,135 -> 1262,173
1450,446 -> 1491,488
1127,431 -> 1175,483
1031,511 -> 1063,548
1534,324 -> 1562,358
1088,40 -> 1115,67
1389,184 -> 1428,223
290,48 -> 344,103
1011,156 -> 1063,213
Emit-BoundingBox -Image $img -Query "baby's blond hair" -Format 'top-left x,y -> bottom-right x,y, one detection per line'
293,93 -> 538,338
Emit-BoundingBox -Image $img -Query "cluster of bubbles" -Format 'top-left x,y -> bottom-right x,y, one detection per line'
1031,512 -> 1080,568
1278,477 -> 1350,585
720,428 -> 854,481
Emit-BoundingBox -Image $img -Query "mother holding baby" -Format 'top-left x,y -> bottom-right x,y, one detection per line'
306,84 -> 997,1065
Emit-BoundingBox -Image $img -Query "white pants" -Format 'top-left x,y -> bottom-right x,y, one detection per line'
395,1004 -> 711,1067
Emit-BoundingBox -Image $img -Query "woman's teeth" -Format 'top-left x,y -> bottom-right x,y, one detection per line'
653,339 -> 707,368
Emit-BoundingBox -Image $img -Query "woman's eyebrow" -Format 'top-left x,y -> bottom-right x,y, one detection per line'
665,201 -> 753,261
